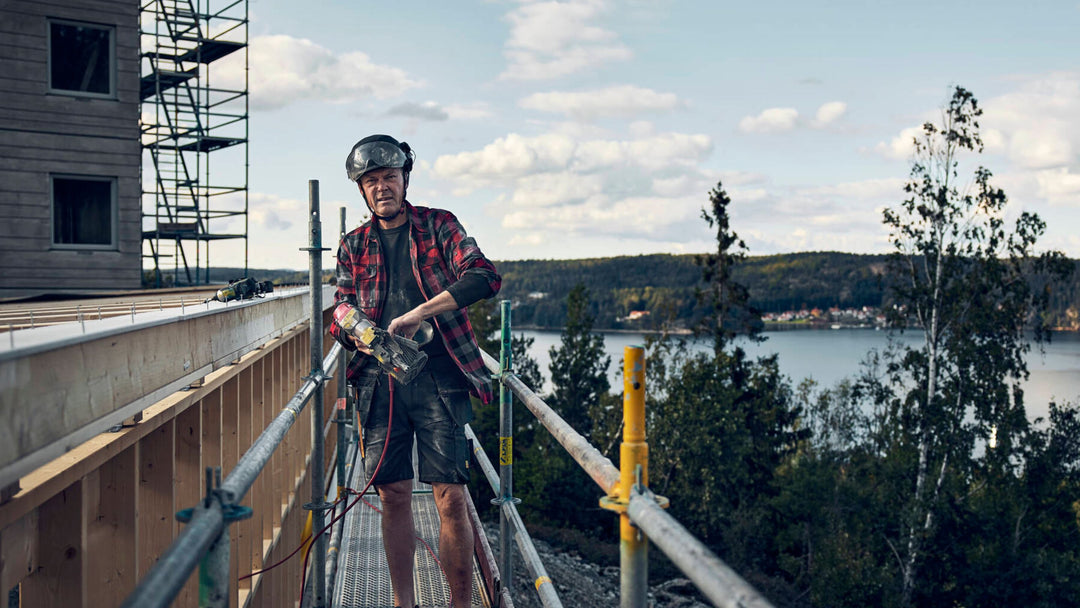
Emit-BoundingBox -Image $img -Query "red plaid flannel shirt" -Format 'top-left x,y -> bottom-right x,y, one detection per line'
331,202 -> 501,403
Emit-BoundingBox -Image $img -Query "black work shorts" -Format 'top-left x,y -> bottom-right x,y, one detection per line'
355,358 -> 473,486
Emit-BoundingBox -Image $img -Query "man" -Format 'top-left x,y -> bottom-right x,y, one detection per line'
331,134 -> 500,608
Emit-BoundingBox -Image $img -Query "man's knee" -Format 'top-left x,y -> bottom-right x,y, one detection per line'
377,480 -> 413,509
432,483 -> 469,518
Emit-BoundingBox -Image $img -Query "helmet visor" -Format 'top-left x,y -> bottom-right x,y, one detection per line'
346,140 -> 407,182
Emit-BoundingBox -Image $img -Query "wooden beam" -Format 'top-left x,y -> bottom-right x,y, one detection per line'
20,481 -> 83,608
0,509 -> 38,593
85,446 -> 137,606
174,402 -> 202,608
136,421 -> 175,579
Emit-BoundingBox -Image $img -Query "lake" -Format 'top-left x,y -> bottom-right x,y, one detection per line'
515,328 -> 1080,423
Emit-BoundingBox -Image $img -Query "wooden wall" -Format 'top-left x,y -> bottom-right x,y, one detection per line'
0,324 -> 345,607
0,0 -> 142,297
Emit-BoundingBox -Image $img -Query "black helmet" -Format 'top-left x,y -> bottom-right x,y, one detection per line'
345,134 -> 414,182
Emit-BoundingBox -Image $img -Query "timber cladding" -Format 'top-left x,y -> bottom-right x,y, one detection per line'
0,0 -> 141,297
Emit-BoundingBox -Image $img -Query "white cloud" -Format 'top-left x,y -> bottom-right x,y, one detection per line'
874,126 -> 923,160
877,74 -> 1080,170
813,101 -> 847,126
738,108 -> 799,133
248,192 -> 306,231
505,172 -> 606,207
432,132 -> 712,184
519,85 -> 681,120
983,72 -> 1080,169
1034,168 -> 1080,205
500,0 -> 632,80
802,178 -> 906,201
740,102 -> 847,133
215,35 -> 420,111
433,133 -> 577,184
1007,129 -> 1074,169
433,130 -> 714,244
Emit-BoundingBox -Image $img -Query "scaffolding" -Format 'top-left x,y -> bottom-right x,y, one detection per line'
140,0 -> 248,287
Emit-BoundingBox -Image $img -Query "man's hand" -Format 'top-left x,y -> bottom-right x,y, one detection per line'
388,309 -> 423,340
350,335 -> 373,355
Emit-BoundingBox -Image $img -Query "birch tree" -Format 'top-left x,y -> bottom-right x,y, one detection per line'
881,86 -> 1071,605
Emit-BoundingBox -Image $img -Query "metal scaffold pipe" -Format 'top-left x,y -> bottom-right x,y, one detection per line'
483,351 -> 621,494
305,179 -> 329,608
464,424 -> 564,608
494,300 -> 521,595
599,346 -> 659,608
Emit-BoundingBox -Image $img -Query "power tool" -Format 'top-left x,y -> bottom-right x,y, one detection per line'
332,302 -> 431,385
206,277 -> 274,303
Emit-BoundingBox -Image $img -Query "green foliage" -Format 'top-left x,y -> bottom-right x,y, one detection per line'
548,283 -> 611,439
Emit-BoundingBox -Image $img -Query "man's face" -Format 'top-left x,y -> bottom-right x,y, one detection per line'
358,167 -> 405,218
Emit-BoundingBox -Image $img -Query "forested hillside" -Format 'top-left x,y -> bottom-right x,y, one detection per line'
496,251 -> 889,329
494,251 -> 1079,330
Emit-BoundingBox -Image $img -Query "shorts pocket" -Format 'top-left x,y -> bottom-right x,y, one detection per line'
353,370 -> 380,427
435,372 -> 474,426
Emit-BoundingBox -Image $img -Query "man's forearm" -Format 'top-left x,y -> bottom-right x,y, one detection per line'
386,289 -> 461,338
413,289 -> 460,319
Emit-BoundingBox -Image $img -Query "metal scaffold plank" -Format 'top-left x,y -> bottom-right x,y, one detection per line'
332,460 -> 491,607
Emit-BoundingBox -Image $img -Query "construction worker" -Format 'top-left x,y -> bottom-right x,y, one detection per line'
331,134 -> 500,608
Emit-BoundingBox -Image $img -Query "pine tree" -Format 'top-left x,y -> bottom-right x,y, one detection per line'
695,181 -> 763,354
547,283 -> 610,439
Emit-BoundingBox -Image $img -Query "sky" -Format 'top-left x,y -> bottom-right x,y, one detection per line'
161,0 -> 1080,272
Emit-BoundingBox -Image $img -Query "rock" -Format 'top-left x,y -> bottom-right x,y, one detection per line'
482,523 -> 710,607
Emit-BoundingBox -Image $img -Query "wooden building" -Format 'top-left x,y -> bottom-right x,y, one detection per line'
0,0 -> 141,298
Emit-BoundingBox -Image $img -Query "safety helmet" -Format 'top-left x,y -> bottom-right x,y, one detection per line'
345,134 -> 414,182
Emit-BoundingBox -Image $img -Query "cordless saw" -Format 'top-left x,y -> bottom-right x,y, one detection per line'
332,302 -> 430,385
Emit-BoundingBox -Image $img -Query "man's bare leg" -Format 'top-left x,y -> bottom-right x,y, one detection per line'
432,483 -> 474,607
378,479 -> 416,608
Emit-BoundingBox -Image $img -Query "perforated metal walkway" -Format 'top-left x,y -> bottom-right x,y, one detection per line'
332,464 -> 491,607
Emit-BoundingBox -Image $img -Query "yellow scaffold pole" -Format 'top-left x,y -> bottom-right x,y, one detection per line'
601,345 -> 668,608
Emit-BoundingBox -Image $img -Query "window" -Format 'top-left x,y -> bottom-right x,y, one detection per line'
48,19 -> 115,97
52,176 -> 117,248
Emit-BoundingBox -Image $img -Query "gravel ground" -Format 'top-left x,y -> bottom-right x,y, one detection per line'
483,523 -> 711,608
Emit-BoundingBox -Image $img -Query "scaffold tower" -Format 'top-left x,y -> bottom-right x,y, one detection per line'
140,0 -> 248,287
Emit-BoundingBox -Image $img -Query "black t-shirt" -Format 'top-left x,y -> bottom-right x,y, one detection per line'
375,224 -> 449,358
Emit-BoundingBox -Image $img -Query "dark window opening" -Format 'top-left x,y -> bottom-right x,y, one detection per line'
49,21 -> 113,95
53,177 -> 114,247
